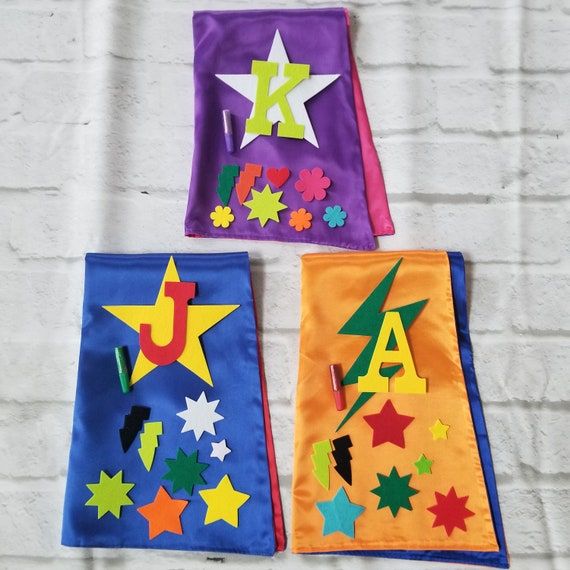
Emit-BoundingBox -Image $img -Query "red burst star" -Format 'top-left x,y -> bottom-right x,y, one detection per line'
427,487 -> 475,536
363,399 -> 414,448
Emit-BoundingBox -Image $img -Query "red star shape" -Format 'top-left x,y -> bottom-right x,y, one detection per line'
137,486 -> 188,539
363,399 -> 414,448
427,487 -> 475,536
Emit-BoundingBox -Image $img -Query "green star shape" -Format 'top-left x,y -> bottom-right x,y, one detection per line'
336,258 -> 428,431
85,470 -> 134,519
414,453 -> 433,475
243,184 -> 288,227
371,466 -> 419,517
163,448 -> 208,496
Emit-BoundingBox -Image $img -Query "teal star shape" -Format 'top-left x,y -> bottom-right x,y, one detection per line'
316,487 -> 365,539
163,448 -> 208,496
414,453 -> 433,475
371,466 -> 419,517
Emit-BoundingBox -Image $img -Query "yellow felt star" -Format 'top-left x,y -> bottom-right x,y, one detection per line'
199,474 -> 250,527
243,184 -> 288,227
103,257 -> 239,386
429,419 -> 450,440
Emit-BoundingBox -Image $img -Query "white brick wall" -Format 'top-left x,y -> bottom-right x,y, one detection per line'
0,0 -> 568,569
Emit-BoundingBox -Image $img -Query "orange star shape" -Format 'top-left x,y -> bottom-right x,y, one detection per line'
137,486 -> 188,539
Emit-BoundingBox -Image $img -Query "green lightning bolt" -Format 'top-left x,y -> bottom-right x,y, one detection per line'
138,421 -> 163,471
336,258 -> 428,431
311,439 -> 332,489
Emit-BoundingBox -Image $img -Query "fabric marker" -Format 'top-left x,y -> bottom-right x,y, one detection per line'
114,346 -> 131,394
222,109 -> 234,153
329,364 -> 346,411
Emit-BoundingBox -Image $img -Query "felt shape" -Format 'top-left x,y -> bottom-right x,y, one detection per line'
427,487 -> 475,536
336,259 -> 428,430
163,448 -> 208,496
138,421 -> 163,471
323,205 -> 347,228
210,205 -> 235,229
316,487 -> 364,539
267,167 -> 291,188
85,470 -> 134,519
243,185 -> 288,228
236,163 -> 262,204
363,399 -> 414,448
371,467 -> 419,518
216,30 -> 339,149
210,439 -> 232,462
177,391 -> 223,441
331,435 -> 353,485
139,281 -> 197,367
414,453 -> 434,475
119,405 -> 151,452
430,419 -> 450,440
358,310 -> 427,394
295,168 -> 331,202
199,474 -> 250,527
137,486 -> 189,540
289,208 -> 312,232
103,256 -> 239,386
311,439 -> 332,489
216,164 -> 239,206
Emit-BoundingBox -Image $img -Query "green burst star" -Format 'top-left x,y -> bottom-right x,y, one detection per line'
163,448 -> 208,496
336,258 -> 428,431
85,470 -> 134,519
371,466 -> 419,517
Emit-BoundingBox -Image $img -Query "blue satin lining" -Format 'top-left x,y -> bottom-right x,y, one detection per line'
313,252 -> 509,568
61,253 -> 277,555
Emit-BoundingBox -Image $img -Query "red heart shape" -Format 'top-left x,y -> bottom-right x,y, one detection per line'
267,167 -> 291,188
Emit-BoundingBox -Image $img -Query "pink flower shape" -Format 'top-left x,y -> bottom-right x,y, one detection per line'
294,167 -> 331,202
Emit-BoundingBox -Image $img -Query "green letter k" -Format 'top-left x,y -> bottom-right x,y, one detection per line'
245,60 -> 310,140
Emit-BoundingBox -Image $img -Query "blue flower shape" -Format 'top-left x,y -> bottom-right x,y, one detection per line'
323,205 -> 347,228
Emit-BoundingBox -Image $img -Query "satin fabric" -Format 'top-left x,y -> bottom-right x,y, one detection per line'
62,253 -> 284,555
346,13 -> 395,237
185,8 -> 393,250
292,252 -> 507,566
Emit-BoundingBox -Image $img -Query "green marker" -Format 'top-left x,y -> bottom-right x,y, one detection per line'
114,346 -> 131,394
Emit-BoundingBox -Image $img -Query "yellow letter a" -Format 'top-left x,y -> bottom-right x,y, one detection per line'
357,311 -> 426,394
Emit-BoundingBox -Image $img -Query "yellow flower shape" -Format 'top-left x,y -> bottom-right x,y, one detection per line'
210,205 -> 235,229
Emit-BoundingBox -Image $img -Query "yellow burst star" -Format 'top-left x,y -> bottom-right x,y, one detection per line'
243,184 -> 288,227
103,257 -> 239,386
199,474 -> 250,527
429,418 -> 450,440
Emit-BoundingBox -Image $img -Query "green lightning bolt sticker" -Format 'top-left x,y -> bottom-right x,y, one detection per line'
311,439 -> 332,489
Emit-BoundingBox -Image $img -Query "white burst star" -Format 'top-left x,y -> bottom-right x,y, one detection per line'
177,392 -> 223,441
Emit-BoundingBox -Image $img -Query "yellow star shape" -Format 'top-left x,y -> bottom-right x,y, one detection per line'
429,418 -> 450,440
244,184 -> 288,227
103,256 -> 239,386
199,474 -> 250,527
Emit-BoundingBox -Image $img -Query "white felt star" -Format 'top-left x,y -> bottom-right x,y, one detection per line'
216,30 -> 340,149
210,439 -> 232,462
176,392 -> 223,441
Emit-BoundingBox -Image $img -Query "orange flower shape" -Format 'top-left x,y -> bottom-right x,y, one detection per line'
289,208 -> 313,232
